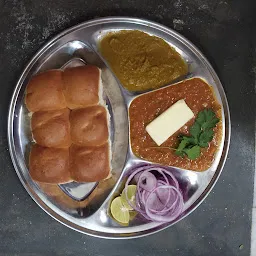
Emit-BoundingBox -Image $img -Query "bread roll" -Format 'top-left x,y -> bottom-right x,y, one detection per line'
70,143 -> 110,182
31,109 -> 71,148
25,70 -> 66,112
70,106 -> 109,147
29,144 -> 71,184
27,65 -> 111,185
62,66 -> 100,109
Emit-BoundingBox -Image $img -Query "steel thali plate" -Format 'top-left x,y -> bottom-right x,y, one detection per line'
8,17 -> 230,238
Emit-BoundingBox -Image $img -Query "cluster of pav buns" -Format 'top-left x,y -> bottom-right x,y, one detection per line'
26,65 -> 110,184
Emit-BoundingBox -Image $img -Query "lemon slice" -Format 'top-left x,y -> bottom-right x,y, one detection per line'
110,197 -> 130,224
129,211 -> 137,221
121,185 -> 137,211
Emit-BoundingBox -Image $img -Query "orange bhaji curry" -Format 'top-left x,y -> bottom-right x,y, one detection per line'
129,78 -> 222,171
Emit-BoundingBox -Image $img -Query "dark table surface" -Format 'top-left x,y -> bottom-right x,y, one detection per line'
0,0 -> 255,255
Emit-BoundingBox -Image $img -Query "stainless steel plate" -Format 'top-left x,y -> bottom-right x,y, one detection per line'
8,17 -> 230,238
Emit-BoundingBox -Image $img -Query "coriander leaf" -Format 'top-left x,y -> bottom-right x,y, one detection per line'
196,110 -> 206,125
204,109 -> 215,121
202,117 -> 219,130
199,141 -> 208,148
182,136 -> 197,145
189,122 -> 201,139
201,110 -> 219,130
175,150 -> 185,157
199,129 -> 214,144
184,145 -> 201,160
175,109 -> 219,161
176,139 -> 189,152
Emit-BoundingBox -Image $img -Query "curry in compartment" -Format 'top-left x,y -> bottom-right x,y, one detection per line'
99,30 -> 188,91
129,78 -> 222,171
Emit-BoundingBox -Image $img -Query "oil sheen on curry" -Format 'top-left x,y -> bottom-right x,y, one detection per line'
99,30 -> 188,91
129,78 -> 222,171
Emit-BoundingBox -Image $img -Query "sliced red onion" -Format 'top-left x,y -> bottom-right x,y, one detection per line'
137,172 -> 157,192
148,187 -> 180,214
141,190 -> 149,205
145,185 -> 184,222
124,165 -> 184,223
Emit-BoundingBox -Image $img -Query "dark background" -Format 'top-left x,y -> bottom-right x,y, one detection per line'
0,0 -> 255,255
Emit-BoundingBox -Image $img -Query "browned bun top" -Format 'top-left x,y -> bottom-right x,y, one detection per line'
62,65 -> 100,109
70,106 -> 109,147
29,144 -> 71,184
70,143 -> 110,182
31,108 -> 71,148
27,65 -> 111,185
25,70 -> 66,112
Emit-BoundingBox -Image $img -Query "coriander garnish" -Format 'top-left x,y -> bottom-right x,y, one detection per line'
149,109 -> 219,160
175,109 -> 219,160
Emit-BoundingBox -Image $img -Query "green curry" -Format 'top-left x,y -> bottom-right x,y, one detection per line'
99,30 -> 188,91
